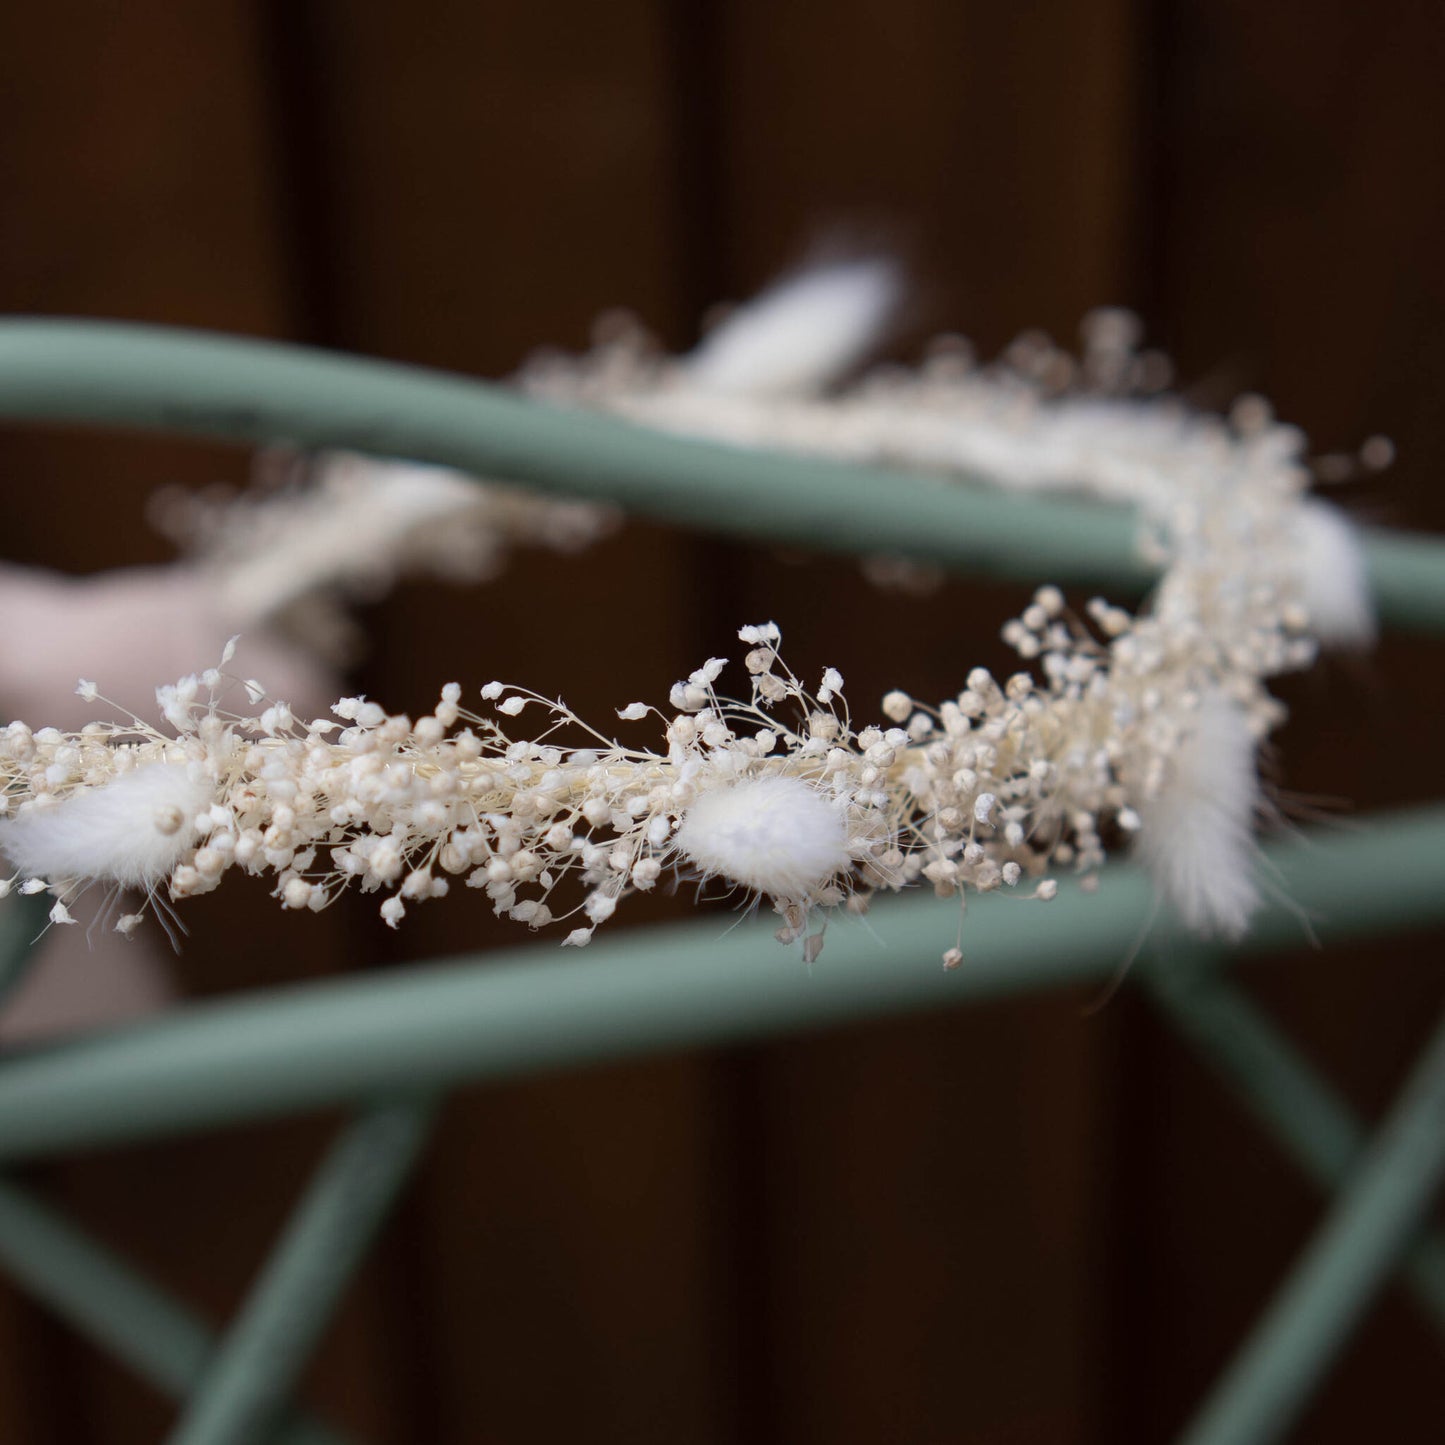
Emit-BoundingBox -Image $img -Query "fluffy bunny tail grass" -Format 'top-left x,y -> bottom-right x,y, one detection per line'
686,258 -> 901,397
1292,499 -> 1376,647
0,760 -> 214,893
1135,692 -> 1262,940
675,774 -> 851,902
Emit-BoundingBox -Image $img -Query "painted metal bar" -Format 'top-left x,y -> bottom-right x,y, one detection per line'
0,805 -> 1441,1162
0,320 -> 1439,627
0,1179 -> 351,1445
0,895 -> 47,1009
1367,527 -> 1445,633
1178,1005 -> 1445,1445
0,319 -> 1146,590
1144,963 -> 1445,1335
167,1095 -> 435,1445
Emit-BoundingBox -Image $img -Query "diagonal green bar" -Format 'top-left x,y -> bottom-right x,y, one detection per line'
0,319 -> 1146,589
0,895 -> 48,1010
1177,1003 -> 1445,1445
0,320 -> 1439,627
0,806 -> 1441,1162
166,1095 -> 435,1445
1365,527 -> 1445,633
1143,962 -> 1445,1336
0,1179 -> 351,1445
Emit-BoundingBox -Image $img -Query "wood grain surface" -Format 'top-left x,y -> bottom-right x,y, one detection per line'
1,4 -> 1442,1441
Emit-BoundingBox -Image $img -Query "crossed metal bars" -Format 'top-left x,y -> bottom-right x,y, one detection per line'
0,322 -> 1442,1442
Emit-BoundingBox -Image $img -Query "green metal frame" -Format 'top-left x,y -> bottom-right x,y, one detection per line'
1,321 -> 1443,1443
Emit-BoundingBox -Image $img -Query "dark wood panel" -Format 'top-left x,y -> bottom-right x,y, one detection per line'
1115,2 -> 1445,1439
0,0 -> 291,574
701,5 -> 1141,1439
713,0 -> 1139,341
300,0 -> 690,368
0,2 -> 1443,1441
294,5 -> 729,1441
0,5 -> 393,1442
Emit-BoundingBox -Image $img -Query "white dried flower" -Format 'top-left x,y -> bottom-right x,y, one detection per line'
150,451 -> 617,659
685,258 -> 901,396
0,761 -> 213,895
675,776 -> 850,902
1134,692 -> 1262,940
512,279 -> 1386,941
2,281 -> 1381,958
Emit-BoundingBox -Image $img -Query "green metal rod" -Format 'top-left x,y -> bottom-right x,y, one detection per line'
0,805 -> 1441,1161
0,320 -> 1438,626
166,1095 -> 434,1445
1144,965 -> 1445,1336
0,1180 -> 351,1445
1178,1004 -> 1445,1445
1362,528 -> 1445,634
0,319 -> 1149,590
0,895 -> 48,1010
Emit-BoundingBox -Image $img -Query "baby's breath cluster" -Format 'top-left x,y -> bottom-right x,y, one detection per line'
0,573 -> 1324,961
522,303 -> 1378,655
151,450 -> 615,656
511,288 -> 1384,944
0,629 -> 923,953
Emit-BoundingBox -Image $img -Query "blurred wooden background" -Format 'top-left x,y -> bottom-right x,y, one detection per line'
1,2 -> 1444,1440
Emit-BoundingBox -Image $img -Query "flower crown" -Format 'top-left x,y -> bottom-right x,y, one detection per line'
0,264 -> 1375,963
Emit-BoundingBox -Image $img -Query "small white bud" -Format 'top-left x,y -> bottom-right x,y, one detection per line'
584,891 -> 617,923
282,878 -> 313,910
881,690 -> 912,723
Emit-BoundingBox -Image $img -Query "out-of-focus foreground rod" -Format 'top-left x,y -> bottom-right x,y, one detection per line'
167,1095 -> 435,1445
0,1180 -> 351,1445
0,894 -> 48,1008
0,805 -> 1441,1162
0,321 -> 1439,627
1178,1004 -> 1445,1445
1144,964 -> 1445,1335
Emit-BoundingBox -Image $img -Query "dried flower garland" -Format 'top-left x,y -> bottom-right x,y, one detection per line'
0,268 -> 1376,960
151,448 -> 615,660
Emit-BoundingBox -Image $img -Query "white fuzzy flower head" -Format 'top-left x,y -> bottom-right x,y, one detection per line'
675,776 -> 850,902
685,258 -> 901,397
1135,692 -> 1261,940
0,760 -> 213,894
1290,499 -> 1375,647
